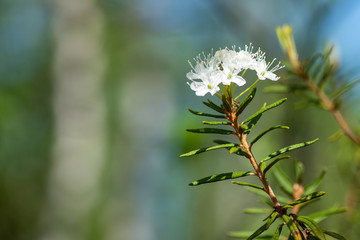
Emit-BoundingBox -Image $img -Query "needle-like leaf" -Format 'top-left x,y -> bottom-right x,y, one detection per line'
232,181 -> 264,191
180,143 -> 237,157
243,98 -> 287,123
236,87 -> 257,116
186,128 -> 233,135
188,109 -> 225,118
282,215 -> 302,240
203,99 -> 226,114
295,216 -> 326,240
262,138 -> 319,162
189,171 -> 252,186
202,121 -> 231,125
251,125 -> 290,146
304,170 -> 326,195
323,230 -> 347,240
283,191 -> 326,208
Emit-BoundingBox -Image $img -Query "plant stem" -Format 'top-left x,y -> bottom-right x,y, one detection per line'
228,107 -> 281,208
234,79 -> 260,101
301,74 -> 360,146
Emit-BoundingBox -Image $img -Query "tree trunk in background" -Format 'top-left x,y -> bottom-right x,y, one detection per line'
40,0 -> 105,239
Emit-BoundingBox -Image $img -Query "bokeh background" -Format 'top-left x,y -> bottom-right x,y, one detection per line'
0,0 -> 360,239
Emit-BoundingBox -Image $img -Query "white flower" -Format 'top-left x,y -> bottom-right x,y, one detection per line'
186,61 -> 211,82
217,67 -> 246,86
212,48 -> 246,86
185,44 -> 284,96
254,59 -> 284,81
186,59 -> 221,96
187,71 -> 221,96
236,50 -> 255,70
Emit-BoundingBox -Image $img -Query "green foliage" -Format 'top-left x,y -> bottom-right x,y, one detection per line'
283,192 -> 326,209
303,170 -> 326,195
228,231 -> 274,239
261,138 -> 319,162
182,83 -> 345,239
202,120 -> 231,125
295,215 -> 326,240
271,224 -> 283,240
323,230 -> 347,240
309,206 -> 347,223
251,125 -> 290,146
203,99 -> 226,114
282,214 -> 302,240
262,156 -> 291,175
271,167 -> 294,196
236,87 -> 257,116
243,208 -> 272,214
229,211 -> 279,240
180,143 -> 237,157
188,108 -> 225,118
243,98 -> 287,123
232,181 -> 264,191
186,127 -> 234,134
189,171 -> 252,186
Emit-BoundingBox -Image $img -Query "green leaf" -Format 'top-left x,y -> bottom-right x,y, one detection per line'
243,208 -> 271,214
240,124 -> 249,130
243,98 -> 287,123
180,143 -> 237,157
262,84 -> 308,94
265,211 -> 278,229
251,125 -> 290,146
244,187 -> 289,204
332,78 -> 360,102
309,207 -> 347,223
229,147 -> 251,158
323,230 -> 347,240
282,215 -> 302,240
186,128 -> 233,135
188,108 -> 225,118
243,212 -> 278,240
295,159 -> 304,184
202,121 -> 231,125
222,95 -> 233,112
227,231 -> 273,239
232,181 -> 264,191
306,53 -> 326,85
189,171 -> 252,186
307,236 -> 321,240
262,156 -> 291,174
288,234 -> 295,240
244,186 -> 269,197
213,139 -> 231,144
283,191 -> 326,208
247,223 -> 268,240
236,87 -> 257,116
271,224 -> 283,240
304,170 -> 326,195
295,216 -> 326,240
244,114 -> 263,134
262,138 -> 319,162
203,99 -> 226,114
271,167 -> 294,197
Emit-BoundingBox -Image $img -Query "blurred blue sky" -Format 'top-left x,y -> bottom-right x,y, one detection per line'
2,0 -> 360,82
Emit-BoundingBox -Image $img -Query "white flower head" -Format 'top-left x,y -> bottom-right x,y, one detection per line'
186,44 -> 284,96
254,58 -> 284,81
186,53 -> 221,96
187,71 -> 221,96
212,47 -> 246,86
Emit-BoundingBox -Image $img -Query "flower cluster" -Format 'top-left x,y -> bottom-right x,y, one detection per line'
186,45 -> 284,96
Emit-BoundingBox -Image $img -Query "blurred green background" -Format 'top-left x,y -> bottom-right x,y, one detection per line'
0,0 -> 359,239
